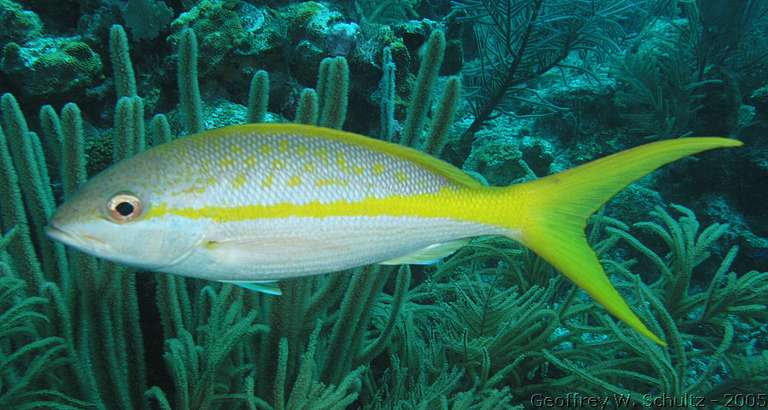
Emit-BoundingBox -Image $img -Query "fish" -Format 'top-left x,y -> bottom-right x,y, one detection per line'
46,123 -> 742,345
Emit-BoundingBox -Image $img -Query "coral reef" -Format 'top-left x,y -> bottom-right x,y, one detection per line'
0,1 -> 766,408
2,39 -> 103,99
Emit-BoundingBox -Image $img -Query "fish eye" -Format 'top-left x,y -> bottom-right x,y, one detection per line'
107,193 -> 143,223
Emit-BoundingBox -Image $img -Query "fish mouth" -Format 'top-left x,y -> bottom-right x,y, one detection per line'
45,222 -> 196,273
45,223 -> 108,250
45,223 -> 77,245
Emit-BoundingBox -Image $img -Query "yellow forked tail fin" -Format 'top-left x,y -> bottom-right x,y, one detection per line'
506,137 -> 742,346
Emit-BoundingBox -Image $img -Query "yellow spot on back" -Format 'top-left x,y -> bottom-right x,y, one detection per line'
303,162 -> 316,172
279,140 -> 290,153
395,170 -> 408,183
352,165 -> 364,175
296,144 -> 308,156
232,174 -> 247,189
159,123 -> 482,197
288,175 -> 302,187
373,163 -> 385,175
315,178 -> 349,187
262,174 -> 274,188
272,159 -> 286,170
244,155 -> 257,167
316,147 -> 329,165
336,152 -> 349,172
231,145 -> 244,155
178,175 -> 217,195
181,185 -> 207,194
221,157 -> 234,167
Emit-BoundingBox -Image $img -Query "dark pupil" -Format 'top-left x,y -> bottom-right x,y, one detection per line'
115,202 -> 134,216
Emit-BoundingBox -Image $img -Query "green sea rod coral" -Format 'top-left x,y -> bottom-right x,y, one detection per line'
178,28 -> 204,135
295,88 -> 319,125
109,25 -> 138,99
373,29 -> 461,156
150,113 -> 173,145
247,70 -> 270,123
378,46 -> 396,141
1,94 -> 147,410
401,29 -> 445,148
318,56 -> 350,129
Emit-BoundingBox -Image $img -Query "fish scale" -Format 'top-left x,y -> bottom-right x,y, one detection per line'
154,127 -> 458,210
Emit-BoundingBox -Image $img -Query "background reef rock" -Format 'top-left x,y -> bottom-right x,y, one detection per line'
2,38 -> 103,99
0,0 -> 44,44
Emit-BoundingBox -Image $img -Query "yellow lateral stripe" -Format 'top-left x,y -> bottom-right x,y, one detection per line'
182,124 -> 483,188
143,188 -> 508,225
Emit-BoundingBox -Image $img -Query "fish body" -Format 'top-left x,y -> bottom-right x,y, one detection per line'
47,123 -> 742,345
50,124 -> 508,278
161,126 -> 510,280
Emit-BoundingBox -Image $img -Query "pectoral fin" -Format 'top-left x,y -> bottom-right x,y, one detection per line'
379,239 -> 470,265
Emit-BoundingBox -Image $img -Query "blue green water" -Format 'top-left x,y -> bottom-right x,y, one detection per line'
0,0 -> 766,408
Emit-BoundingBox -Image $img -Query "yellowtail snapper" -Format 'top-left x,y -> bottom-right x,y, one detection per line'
46,123 -> 742,345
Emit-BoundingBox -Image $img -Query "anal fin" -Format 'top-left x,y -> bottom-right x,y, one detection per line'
379,239 -> 469,266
